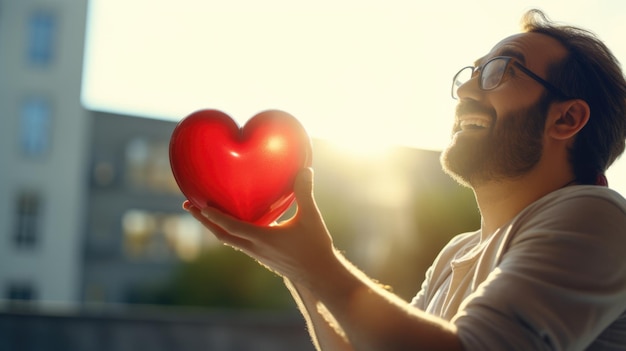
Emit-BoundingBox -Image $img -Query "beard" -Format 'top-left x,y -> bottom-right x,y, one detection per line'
441,94 -> 551,188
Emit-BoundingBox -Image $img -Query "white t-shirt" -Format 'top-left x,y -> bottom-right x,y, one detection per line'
411,186 -> 626,350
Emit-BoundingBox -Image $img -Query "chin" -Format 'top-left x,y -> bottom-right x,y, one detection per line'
440,146 -> 473,188
440,135 -> 490,188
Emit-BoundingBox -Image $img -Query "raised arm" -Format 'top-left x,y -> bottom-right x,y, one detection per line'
184,168 -> 462,351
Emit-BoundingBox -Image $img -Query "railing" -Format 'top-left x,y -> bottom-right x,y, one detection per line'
0,303 -> 313,351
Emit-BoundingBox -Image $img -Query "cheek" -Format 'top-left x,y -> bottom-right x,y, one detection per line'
495,98 -> 549,143
488,84 -> 546,117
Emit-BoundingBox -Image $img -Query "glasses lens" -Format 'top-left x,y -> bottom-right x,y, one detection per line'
452,66 -> 473,99
481,58 -> 508,90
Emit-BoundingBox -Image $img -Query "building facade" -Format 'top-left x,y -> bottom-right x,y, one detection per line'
0,0 -> 90,304
82,111 -> 201,304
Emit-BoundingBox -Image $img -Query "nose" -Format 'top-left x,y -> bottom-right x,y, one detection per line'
455,74 -> 481,100
452,66 -> 480,100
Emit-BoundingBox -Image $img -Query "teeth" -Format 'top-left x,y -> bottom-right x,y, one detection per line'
460,116 -> 491,130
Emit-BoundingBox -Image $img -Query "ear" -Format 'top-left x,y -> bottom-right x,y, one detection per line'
547,99 -> 590,140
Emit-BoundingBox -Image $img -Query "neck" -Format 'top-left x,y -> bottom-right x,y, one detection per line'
472,172 -> 576,239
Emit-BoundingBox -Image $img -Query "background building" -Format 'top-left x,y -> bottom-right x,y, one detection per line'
0,0 -> 90,305
0,0 -> 478,349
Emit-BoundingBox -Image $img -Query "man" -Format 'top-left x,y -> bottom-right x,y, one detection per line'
185,9 -> 626,350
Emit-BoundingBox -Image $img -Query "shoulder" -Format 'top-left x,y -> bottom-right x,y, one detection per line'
504,185 -> 626,279
514,185 -> 626,234
526,185 -> 626,214
453,187 -> 626,350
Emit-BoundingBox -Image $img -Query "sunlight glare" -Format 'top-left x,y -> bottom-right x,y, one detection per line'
266,136 -> 286,153
82,0 -> 626,197
326,135 -> 394,160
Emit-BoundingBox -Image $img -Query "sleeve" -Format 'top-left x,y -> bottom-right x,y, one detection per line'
451,193 -> 626,351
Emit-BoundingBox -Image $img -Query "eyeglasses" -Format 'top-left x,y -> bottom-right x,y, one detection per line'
451,56 -> 570,100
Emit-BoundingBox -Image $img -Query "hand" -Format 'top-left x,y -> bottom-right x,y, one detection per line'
183,167 -> 338,285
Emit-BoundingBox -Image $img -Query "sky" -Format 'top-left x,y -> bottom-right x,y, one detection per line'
81,0 -> 626,194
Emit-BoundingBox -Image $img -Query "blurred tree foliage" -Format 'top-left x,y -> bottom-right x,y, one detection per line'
134,248 -> 294,310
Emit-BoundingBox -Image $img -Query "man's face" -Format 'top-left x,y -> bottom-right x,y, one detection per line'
441,32 -> 568,187
441,95 -> 550,187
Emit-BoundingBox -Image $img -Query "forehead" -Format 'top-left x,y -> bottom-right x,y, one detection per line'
477,32 -> 568,72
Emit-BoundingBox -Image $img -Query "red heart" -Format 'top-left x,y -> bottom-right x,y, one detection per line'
169,109 -> 312,226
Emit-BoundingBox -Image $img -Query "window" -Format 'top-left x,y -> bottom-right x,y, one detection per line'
13,191 -> 42,249
92,161 -> 116,187
5,281 -> 37,301
125,137 -> 179,193
122,209 -> 215,261
26,10 -> 57,66
20,97 -> 52,157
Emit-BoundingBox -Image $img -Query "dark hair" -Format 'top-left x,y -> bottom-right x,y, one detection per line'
522,9 -> 626,184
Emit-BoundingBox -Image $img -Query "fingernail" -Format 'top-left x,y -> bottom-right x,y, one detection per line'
182,201 -> 191,210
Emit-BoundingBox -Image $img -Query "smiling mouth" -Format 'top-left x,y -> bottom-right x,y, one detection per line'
458,115 -> 492,132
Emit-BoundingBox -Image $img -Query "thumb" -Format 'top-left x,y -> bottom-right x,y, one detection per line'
293,167 -> 317,215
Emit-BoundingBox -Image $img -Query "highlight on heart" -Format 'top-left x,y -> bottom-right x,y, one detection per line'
169,109 -> 312,226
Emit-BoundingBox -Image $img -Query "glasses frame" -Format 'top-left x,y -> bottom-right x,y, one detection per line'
451,56 -> 571,100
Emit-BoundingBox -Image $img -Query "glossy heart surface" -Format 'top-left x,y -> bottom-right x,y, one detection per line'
169,109 -> 312,225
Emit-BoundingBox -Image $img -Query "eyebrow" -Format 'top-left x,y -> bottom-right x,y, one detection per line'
474,48 -> 527,67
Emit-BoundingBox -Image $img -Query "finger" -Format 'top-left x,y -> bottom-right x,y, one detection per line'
186,205 -> 254,249
293,167 -> 317,215
201,207 -> 268,239
185,205 -> 222,233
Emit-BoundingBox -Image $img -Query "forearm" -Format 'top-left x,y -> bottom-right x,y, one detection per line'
299,250 -> 463,351
186,168 -> 462,351
284,278 -> 355,351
